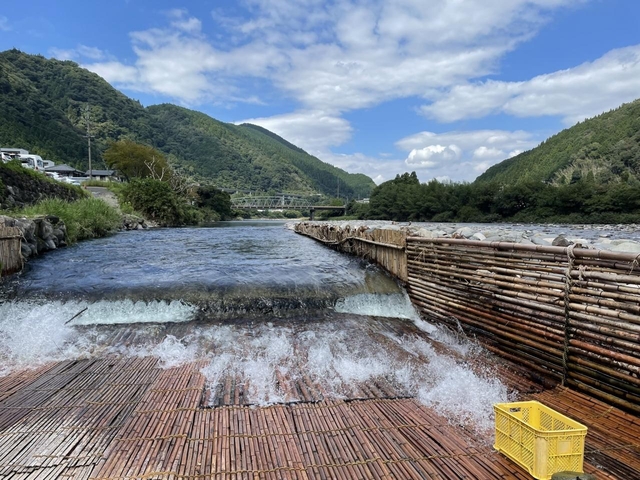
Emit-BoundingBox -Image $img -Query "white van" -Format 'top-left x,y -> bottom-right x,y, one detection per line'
18,154 -> 45,172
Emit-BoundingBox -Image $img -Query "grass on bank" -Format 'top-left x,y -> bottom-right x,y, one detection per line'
15,198 -> 122,243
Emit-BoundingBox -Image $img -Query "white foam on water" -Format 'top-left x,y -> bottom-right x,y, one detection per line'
0,299 -> 509,436
335,292 -> 422,320
0,299 -> 197,375
0,301 -> 92,375
70,300 -> 197,325
415,355 -> 510,434
124,335 -> 200,369
197,323 -> 509,437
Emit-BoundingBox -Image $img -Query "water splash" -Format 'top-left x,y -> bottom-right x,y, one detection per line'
335,292 -> 421,320
0,301 -> 509,436
0,299 -> 196,374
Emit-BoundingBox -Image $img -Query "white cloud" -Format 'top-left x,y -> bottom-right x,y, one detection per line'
77,45 -> 106,60
239,110 -> 352,153
318,151 -> 407,186
49,48 -> 77,61
473,146 -> 504,160
85,62 -> 139,85
84,1 -> 579,110
49,45 -> 108,62
406,145 -> 462,168
397,129 -> 539,181
423,45 -> 640,124
77,1 -> 598,183
166,8 -> 203,34
238,110 -> 407,185
87,14 -> 287,103
0,16 -> 11,32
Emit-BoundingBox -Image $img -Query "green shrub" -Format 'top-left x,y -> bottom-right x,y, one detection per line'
120,178 -> 200,226
16,198 -> 122,243
83,179 -> 112,187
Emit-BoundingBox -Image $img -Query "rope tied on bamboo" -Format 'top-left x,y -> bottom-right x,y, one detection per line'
577,264 -> 586,281
561,244 -> 577,386
629,253 -> 640,274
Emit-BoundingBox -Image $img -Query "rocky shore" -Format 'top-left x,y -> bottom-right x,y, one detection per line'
0,212 -> 151,263
292,220 -> 640,254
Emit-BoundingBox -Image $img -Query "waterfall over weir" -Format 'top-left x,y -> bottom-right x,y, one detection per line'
0,222 -> 511,433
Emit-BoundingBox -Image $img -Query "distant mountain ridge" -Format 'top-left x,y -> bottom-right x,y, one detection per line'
0,49 -> 375,198
476,99 -> 640,185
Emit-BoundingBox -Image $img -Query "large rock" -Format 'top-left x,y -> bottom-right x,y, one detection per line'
455,227 -> 474,238
416,228 -> 437,239
552,235 -> 571,247
122,214 -> 148,231
609,241 -> 640,253
530,236 -> 551,246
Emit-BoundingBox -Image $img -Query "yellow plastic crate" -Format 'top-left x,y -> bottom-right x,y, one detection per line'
494,401 -> 587,480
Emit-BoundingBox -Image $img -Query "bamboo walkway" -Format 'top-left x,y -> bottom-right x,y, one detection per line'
0,354 -> 637,479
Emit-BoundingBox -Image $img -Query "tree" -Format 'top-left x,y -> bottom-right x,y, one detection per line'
195,186 -> 233,219
103,140 -> 172,180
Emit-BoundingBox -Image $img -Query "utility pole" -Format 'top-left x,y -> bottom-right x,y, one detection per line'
337,177 -> 340,199
84,105 -> 94,179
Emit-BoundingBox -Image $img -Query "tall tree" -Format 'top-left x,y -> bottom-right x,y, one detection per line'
103,140 -> 171,180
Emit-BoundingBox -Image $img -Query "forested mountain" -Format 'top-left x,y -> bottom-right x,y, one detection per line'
0,49 -> 374,198
477,99 -> 640,185
364,98 -> 640,224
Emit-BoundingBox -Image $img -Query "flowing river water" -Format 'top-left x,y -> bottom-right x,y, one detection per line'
0,221 -> 512,433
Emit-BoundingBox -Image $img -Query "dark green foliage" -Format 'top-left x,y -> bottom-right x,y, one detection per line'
0,50 -> 375,198
345,200 -> 370,219
103,140 -> 171,180
367,172 -> 640,224
120,178 -> 201,226
477,99 -> 640,185
195,186 -> 233,220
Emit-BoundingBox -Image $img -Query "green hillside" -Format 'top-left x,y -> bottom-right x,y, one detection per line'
476,99 -> 640,185
0,49 -> 375,198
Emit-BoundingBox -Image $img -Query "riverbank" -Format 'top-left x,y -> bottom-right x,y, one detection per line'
0,196 -> 150,271
292,219 -> 640,253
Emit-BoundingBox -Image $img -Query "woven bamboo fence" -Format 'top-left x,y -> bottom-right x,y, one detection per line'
295,222 -> 407,281
407,237 -> 640,414
296,223 -> 640,415
0,226 -> 22,276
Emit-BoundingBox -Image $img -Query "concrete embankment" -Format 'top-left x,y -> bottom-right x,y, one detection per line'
295,220 -> 640,415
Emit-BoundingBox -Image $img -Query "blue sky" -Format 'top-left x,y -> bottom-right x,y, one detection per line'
1,1 -> 640,184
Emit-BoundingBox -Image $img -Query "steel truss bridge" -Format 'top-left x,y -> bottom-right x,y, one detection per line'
231,196 -> 311,210
231,196 -> 346,220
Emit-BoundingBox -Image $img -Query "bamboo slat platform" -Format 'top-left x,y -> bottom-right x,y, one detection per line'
531,386 -> 640,479
0,355 -> 636,479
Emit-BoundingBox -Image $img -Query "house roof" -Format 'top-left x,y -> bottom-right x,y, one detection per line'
45,164 -> 84,174
86,169 -> 116,176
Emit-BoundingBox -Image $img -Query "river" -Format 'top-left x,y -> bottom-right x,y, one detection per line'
0,221 -> 511,433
